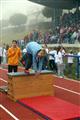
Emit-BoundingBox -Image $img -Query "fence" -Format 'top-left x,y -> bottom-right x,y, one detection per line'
65,54 -> 80,79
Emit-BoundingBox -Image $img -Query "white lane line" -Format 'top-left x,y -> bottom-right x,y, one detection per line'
0,68 -> 7,72
53,75 -> 80,83
54,85 -> 80,95
0,78 -> 7,83
0,104 -> 19,120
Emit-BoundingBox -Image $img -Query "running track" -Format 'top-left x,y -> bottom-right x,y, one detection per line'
0,66 -> 80,120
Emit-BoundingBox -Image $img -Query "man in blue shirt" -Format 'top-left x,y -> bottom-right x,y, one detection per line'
21,42 -> 46,73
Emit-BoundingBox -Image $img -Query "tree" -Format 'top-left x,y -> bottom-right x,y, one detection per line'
42,7 -> 62,27
9,13 -> 27,32
9,13 -> 27,25
42,7 -> 54,18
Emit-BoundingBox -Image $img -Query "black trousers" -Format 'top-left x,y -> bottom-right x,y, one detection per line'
49,59 -> 57,72
0,56 -> 1,64
8,65 -> 18,73
20,53 -> 32,70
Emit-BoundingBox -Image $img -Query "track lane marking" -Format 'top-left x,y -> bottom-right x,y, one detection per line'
0,67 -> 80,95
0,68 -> 7,72
0,78 -> 7,83
54,85 -> 80,95
0,76 -> 79,95
53,75 -> 80,83
0,104 -> 19,120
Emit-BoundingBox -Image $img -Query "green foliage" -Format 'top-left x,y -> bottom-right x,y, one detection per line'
42,7 -> 54,18
42,7 -> 62,19
42,7 -> 62,27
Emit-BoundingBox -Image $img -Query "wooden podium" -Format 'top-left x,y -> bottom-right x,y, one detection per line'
7,70 -> 54,101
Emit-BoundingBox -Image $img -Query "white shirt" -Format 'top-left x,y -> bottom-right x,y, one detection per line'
49,50 -> 57,61
67,53 -> 74,63
22,48 -> 27,54
0,47 -> 2,56
49,50 -> 55,60
77,52 -> 80,62
45,48 -> 49,54
62,49 -> 65,56
2,48 -> 6,57
57,51 -> 63,64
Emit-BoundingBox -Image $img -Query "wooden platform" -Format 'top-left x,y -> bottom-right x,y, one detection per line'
7,70 -> 54,101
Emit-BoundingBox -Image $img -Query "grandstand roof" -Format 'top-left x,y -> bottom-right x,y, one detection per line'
29,0 -> 80,9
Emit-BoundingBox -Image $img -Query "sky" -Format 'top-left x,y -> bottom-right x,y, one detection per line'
0,0 -> 44,20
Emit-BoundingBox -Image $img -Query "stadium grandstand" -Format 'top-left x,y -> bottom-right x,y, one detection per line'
17,0 -> 80,45
29,0 -> 80,9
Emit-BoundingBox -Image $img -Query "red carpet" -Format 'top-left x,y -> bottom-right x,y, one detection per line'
19,96 -> 80,120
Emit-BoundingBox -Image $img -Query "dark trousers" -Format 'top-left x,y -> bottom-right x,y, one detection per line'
0,56 -> 1,64
49,60 -> 57,72
8,65 -> 18,73
42,55 -> 48,70
20,53 -> 32,70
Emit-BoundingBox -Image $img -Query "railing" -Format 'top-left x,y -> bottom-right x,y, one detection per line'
65,54 -> 80,79
48,54 -> 80,80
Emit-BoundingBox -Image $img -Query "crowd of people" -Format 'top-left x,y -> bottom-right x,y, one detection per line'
17,23 -> 80,47
16,9 -> 80,47
0,41 -> 80,78
0,9 -> 80,78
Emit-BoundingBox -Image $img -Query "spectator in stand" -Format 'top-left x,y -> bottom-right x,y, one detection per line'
70,28 -> 78,44
78,27 -> 80,43
24,35 -> 29,44
33,29 -> 39,42
59,26 -> 65,43
29,32 -> 33,41
38,31 -> 43,43
7,40 -> 22,73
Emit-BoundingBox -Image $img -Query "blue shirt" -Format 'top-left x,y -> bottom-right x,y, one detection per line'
26,42 -> 44,71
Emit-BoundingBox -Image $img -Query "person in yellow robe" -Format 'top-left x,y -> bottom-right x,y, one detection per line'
7,40 -> 22,73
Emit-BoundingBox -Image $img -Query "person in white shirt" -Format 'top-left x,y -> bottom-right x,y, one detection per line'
67,50 -> 74,76
57,46 -> 64,78
77,49 -> 80,78
49,47 -> 57,72
0,46 -> 2,65
77,49 -> 80,63
2,47 -> 7,64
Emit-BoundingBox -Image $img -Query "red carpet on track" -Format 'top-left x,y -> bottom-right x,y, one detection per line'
19,96 -> 80,120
